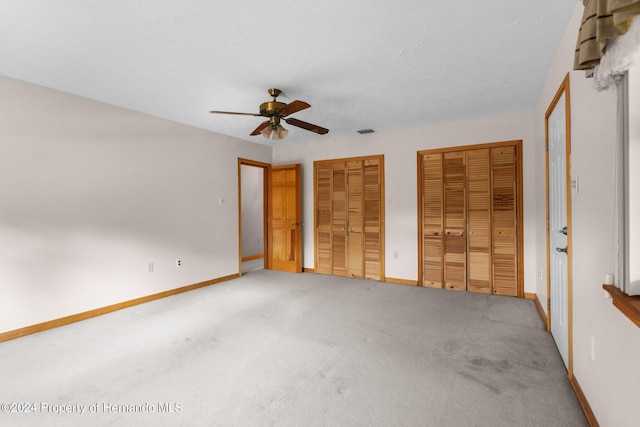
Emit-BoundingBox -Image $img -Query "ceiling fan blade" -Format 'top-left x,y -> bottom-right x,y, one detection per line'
250,120 -> 271,136
285,118 -> 329,135
209,110 -> 263,117
278,100 -> 310,117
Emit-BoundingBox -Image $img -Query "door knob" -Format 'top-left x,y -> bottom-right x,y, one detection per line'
556,247 -> 568,253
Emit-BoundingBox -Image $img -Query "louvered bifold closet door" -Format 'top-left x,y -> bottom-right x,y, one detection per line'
491,146 -> 518,296
466,149 -> 492,294
332,162 -> 348,276
315,155 -> 384,280
363,158 -> 382,280
347,160 -> 364,278
315,163 -> 333,274
444,152 -> 467,291
422,153 -> 444,288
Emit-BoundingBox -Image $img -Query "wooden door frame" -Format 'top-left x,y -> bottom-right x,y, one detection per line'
417,140 -> 524,296
544,73 -> 573,377
238,158 -> 270,274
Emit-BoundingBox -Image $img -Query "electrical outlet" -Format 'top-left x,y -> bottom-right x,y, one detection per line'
148,262 -> 154,273
176,259 -> 182,267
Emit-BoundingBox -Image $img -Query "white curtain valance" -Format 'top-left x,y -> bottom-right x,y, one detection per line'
593,17 -> 640,90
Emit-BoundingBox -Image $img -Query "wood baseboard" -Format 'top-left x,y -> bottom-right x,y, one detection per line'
242,254 -> 264,262
0,273 -> 239,344
570,374 -> 599,427
385,277 -> 418,286
303,268 -> 315,273
525,292 -> 549,331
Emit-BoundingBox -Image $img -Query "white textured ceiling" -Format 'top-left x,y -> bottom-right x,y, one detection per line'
0,1 -> 576,146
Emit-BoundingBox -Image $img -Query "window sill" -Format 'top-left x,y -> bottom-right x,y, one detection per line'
603,285 -> 640,328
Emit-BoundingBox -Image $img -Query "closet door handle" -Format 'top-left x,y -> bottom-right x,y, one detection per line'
556,247 -> 568,254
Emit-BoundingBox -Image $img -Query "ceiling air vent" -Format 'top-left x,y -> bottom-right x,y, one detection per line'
357,129 -> 375,134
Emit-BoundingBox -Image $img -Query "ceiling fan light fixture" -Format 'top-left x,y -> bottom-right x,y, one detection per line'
260,126 -> 272,139
272,124 -> 288,140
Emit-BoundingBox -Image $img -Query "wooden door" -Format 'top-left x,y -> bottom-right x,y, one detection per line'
314,161 -> 349,276
419,141 -> 522,296
347,160 -> 364,278
315,162 -> 333,275
332,163 -> 347,276
443,152 -> 467,291
363,158 -> 383,280
491,146 -> 518,296
421,153 -> 444,287
547,80 -> 571,368
268,164 -> 302,273
314,155 -> 384,280
467,149 -> 492,294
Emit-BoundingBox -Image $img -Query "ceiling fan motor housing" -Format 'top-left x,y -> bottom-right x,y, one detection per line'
259,101 -> 286,117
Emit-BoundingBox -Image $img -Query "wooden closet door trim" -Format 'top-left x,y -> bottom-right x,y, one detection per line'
420,140 -> 521,156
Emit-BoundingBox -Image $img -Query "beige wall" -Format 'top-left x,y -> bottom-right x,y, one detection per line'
533,4 -> 640,426
0,75 -> 271,332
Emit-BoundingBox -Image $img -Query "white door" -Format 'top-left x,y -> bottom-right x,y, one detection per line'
548,91 -> 570,369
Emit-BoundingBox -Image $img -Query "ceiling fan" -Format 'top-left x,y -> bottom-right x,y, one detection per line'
210,88 -> 329,140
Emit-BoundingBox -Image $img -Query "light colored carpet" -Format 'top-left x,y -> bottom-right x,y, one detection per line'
0,270 -> 587,426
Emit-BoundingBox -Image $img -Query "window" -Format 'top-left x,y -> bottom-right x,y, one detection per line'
618,48 -> 640,296
603,47 -> 640,327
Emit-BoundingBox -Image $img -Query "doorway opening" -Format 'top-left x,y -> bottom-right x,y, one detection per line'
238,159 -> 268,275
